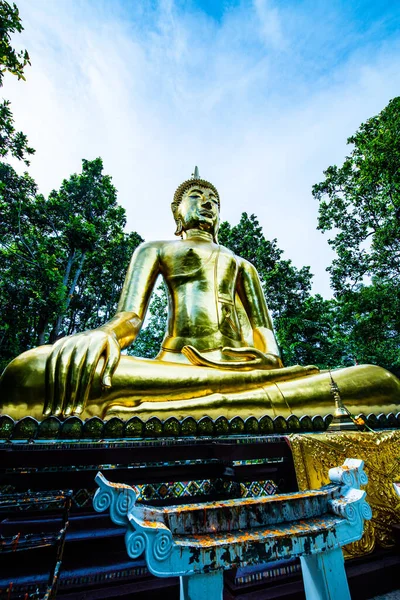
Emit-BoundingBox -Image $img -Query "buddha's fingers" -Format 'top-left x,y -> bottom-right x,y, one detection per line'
223,347 -> 281,369
181,346 -> 210,367
44,339 -> 66,416
99,337 -> 120,389
74,344 -> 105,415
182,345 -> 262,370
222,347 -> 263,360
66,344 -> 89,416
54,341 -> 75,416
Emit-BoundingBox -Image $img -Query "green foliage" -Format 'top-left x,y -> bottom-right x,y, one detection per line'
130,283 -> 168,358
66,230 -> 143,335
314,96 -> 400,291
0,163 -> 39,365
0,99 -> 34,163
276,295 -> 350,369
0,1 -> 34,164
0,158 -> 143,371
313,97 -> 400,371
0,1 -> 30,85
331,283 -> 400,376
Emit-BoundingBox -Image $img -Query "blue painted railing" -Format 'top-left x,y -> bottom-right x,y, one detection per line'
94,458 -> 371,600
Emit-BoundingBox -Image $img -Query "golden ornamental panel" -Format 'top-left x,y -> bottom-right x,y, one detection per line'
289,430 -> 400,558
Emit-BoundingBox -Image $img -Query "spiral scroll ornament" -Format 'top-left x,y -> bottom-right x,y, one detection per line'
116,488 -> 136,516
152,530 -> 173,561
358,468 -> 368,487
341,470 -> 356,487
344,502 -> 357,523
125,530 -> 146,559
361,500 -> 373,521
93,486 -> 112,513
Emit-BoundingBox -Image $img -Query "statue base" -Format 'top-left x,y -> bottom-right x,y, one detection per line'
1,423 -> 400,597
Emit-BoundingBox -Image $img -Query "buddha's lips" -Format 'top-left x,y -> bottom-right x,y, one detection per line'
199,210 -> 213,217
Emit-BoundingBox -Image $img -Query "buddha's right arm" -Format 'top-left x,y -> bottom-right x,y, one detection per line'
44,243 -> 161,416
113,242 -> 160,336
99,242 -> 161,348
97,312 -> 142,350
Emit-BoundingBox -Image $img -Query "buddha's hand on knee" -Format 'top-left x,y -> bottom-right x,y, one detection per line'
44,330 -> 121,417
182,345 -> 282,370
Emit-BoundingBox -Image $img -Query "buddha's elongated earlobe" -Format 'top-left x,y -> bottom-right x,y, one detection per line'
174,218 -> 183,237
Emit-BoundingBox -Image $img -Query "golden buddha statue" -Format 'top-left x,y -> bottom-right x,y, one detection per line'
1,169 -> 400,421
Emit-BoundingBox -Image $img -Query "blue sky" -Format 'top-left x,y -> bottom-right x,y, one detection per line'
6,0 -> 400,296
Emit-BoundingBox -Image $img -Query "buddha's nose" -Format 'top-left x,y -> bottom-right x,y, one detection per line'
202,200 -> 212,209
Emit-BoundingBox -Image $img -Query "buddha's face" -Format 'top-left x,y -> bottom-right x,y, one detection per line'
178,185 -> 220,236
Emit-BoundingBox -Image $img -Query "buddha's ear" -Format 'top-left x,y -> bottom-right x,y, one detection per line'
174,218 -> 183,237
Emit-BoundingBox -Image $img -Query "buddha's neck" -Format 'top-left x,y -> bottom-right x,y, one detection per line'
184,229 -> 214,242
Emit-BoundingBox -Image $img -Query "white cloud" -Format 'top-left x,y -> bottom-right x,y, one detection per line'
4,0 -> 400,298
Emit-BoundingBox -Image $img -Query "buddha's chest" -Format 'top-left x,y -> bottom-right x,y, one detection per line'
161,244 -> 238,293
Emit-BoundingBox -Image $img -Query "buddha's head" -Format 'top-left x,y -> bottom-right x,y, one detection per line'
172,169 -> 220,242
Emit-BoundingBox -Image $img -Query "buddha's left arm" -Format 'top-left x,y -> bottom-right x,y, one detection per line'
237,259 -> 283,366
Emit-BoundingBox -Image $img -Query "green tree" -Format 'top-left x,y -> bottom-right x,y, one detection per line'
313,97 -> 400,291
0,158 -> 143,371
65,231 -> 143,335
43,157 -> 137,343
313,97 -> 400,371
0,1 -> 30,85
0,0 -> 34,164
130,283 -> 168,359
332,284 -> 400,375
276,295 -> 352,369
0,6 -> 145,371
0,0 -> 36,368
0,162 -> 39,365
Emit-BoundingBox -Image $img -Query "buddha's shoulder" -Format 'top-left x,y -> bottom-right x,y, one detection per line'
232,253 -> 258,272
134,240 -> 247,263
138,239 -> 224,252
134,240 -> 175,253
217,247 -> 257,273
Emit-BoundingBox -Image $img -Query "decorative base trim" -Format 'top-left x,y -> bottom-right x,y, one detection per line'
0,411 -> 398,440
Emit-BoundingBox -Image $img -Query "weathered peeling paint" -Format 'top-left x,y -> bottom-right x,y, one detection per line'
94,458 -> 371,600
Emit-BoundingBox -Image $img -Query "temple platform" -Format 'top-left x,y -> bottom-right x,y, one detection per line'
0,412 -> 399,599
